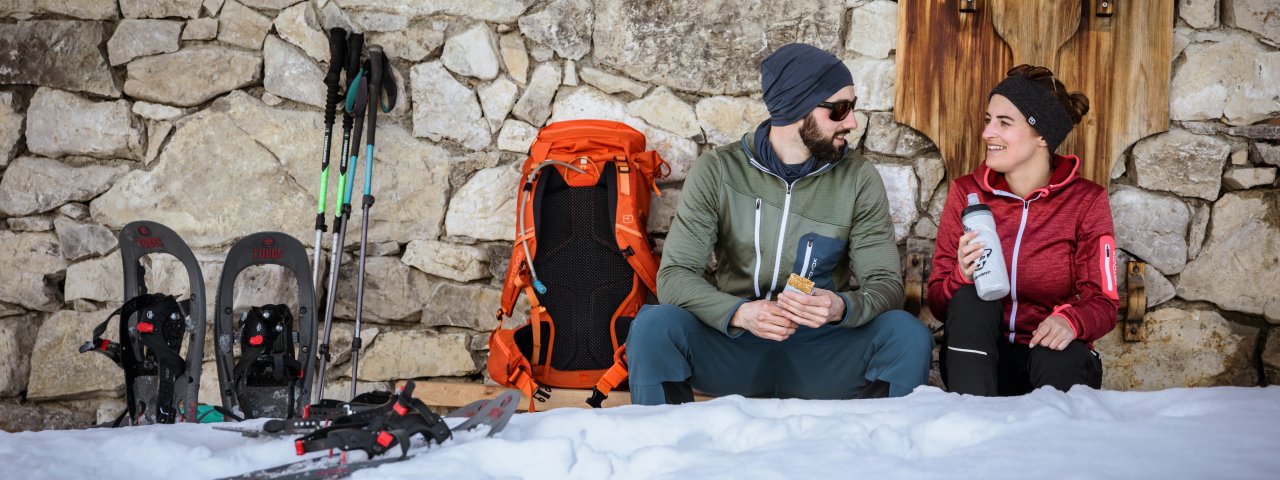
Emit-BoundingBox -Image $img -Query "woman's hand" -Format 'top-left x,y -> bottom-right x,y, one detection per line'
957,231 -> 983,281
1030,315 -> 1076,350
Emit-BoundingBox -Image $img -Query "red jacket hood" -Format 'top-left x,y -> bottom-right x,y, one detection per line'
976,154 -> 1082,199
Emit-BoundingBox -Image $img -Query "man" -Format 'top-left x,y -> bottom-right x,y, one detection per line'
626,43 -> 933,405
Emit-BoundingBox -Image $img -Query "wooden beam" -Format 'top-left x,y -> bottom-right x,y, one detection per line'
399,381 -> 712,411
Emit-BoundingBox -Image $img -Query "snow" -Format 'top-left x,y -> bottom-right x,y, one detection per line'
3,386 -> 1279,479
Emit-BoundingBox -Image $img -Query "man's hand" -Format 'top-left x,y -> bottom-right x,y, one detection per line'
731,300 -> 798,341
1029,315 -> 1075,350
776,288 -> 845,328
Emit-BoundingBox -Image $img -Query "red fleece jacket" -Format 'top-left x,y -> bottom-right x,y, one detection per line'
927,155 -> 1119,346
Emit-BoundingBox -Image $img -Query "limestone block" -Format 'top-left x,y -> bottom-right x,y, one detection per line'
92,92 -> 448,248
26,88 -> 144,160
1171,32 -> 1280,126
411,61 -> 490,150
479,78 -> 519,133
873,163 -> 919,242
0,0 -> 119,20
402,240 -> 490,282
1231,0 -> 1280,46
331,0 -> 531,23
628,87 -> 701,138
1132,130 -> 1229,201
518,0 -> 593,60
499,33 -> 530,85
0,316 -> 38,397
511,63 -> 562,127
357,330 -> 475,381
218,0 -> 273,50
264,35 -> 326,107
1109,185 -> 1191,275
695,96 -> 770,146
445,165 -> 521,241
442,24 -> 501,81
54,217 -> 116,262
132,102 -> 188,121
1096,308 -> 1258,390
0,92 -> 25,168
121,0 -> 202,19
579,67 -> 648,98
125,46 -> 262,107
865,112 -> 935,157
915,152 -> 946,211
332,257 -> 433,323
1222,167 -> 1277,190
65,250 -> 122,304
107,19 -> 182,66
845,1 -> 898,59
421,283 -> 504,331
1178,190 -> 1280,322
182,18 -> 219,41
497,119 -> 538,154
27,310 -> 126,400
593,0 -> 842,95
844,57 -> 896,111
1179,0 -> 1218,29
370,22 -> 445,62
0,156 -> 128,217
647,187 -> 681,234
274,2 -> 329,63
0,21 -> 120,98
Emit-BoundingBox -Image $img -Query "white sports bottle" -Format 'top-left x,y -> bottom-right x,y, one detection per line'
961,193 -> 1010,301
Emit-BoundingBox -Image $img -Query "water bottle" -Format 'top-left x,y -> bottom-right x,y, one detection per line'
961,193 -> 1010,301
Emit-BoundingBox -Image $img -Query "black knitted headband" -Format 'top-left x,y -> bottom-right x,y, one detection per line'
990,75 -> 1072,152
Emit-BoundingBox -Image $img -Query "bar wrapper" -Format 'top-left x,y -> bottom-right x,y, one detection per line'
782,273 -> 814,296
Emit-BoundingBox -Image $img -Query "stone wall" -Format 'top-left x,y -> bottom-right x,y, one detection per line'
0,0 -> 1277,429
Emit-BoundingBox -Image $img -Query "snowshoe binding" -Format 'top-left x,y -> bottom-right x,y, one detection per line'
214,232 -> 318,420
79,221 -> 206,425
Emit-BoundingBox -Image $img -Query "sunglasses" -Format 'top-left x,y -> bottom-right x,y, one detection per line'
817,97 -> 858,121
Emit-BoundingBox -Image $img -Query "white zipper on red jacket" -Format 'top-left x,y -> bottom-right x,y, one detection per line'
990,189 -> 1046,343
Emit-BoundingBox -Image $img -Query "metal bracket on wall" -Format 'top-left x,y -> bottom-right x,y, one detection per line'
959,0 -> 979,13
1121,260 -> 1146,342
1096,0 -> 1115,17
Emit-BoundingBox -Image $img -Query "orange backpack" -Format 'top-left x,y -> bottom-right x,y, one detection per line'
489,120 -> 666,410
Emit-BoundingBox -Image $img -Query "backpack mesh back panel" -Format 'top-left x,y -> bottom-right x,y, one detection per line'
532,167 -> 634,371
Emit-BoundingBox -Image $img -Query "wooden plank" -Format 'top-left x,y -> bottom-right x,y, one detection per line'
990,0 -> 1082,69
896,0 -> 1173,187
895,0 -> 1012,183
1058,0 -> 1173,185
399,381 -> 713,411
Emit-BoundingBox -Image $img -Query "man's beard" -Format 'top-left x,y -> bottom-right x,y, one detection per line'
800,115 -> 847,164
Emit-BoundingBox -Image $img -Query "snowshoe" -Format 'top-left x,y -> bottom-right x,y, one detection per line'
214,232 -> 318,420
79,220 -> 206,425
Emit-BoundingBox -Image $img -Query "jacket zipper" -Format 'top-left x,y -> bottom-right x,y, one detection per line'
740,136 -> 835,299
992,190 -> 1042,343
753,198 -> 763,299
800,238 -> 815,278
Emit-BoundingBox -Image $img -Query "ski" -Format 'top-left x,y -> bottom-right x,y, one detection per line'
217,389 -> 519,480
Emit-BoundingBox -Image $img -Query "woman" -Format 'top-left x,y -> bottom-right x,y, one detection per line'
927,65 -> 1119,396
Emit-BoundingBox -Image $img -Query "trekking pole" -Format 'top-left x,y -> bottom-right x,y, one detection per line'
350,45 -> 397,400
314,33 -> 364,402
312,28 -> 348,302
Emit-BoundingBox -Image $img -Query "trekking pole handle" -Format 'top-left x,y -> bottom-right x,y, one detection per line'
323,28 -> 348,128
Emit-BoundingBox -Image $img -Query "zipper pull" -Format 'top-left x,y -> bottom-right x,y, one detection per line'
755,198 -> 762,210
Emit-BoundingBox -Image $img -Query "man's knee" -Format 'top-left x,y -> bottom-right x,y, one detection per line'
626,304 -> 702,354
872,310 -> 934,355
